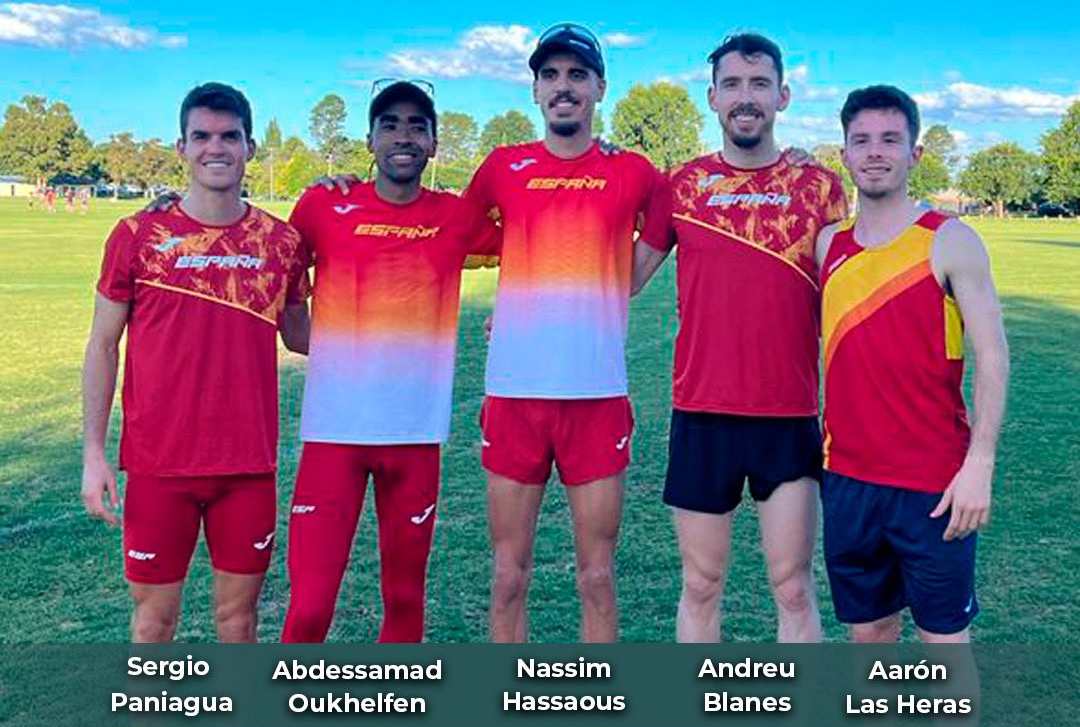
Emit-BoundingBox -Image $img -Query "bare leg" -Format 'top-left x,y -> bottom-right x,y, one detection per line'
673,507 -> 734,642
487,473 -> 545,642
758,477 -> 822,642
213,570 -> 265,643
851,612 -> 903,642
566,474 -> 624,642
129,581 -> 183,643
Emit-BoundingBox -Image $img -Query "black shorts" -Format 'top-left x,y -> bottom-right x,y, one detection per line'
662,409 -> 822,515
822,471 -> 979,635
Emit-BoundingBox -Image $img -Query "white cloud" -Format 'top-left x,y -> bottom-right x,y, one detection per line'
780,114 -> 838,133
603,31 -> 644,48
0,3 -> 185,49
915,82 -> 1080,121
657,67 -> 711,85
786,63 -> 839,102
386,25 -> 649,84
387,24 -> 534,84
944,69 -> 963,82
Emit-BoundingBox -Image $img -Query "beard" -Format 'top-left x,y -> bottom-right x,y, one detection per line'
549,120 -> 582,137
728,131 -> 763,150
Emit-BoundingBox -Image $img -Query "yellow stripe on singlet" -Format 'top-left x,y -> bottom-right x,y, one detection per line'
822,224 -> 936,367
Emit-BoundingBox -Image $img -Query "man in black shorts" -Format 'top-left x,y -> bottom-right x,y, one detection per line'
633,33 -> 847,641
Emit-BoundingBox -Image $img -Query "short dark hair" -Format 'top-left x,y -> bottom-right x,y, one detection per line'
841,85 -> 920,145
707,33 -> 784,84
179,82 -> 253,140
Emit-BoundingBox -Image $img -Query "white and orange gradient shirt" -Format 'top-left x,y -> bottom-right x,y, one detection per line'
464,141 -> 670,398
289,183 -> 499,444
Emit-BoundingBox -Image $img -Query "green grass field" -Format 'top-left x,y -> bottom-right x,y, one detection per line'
0,197 -> 1077,643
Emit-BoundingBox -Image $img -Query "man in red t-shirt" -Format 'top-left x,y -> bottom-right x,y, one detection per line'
281,82 -> 499,643
634,34 -> 848,642
81,83 -> 311,642
466,25 -> 669,643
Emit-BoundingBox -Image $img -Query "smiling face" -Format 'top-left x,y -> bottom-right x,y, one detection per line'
176,107 -> 254,194
533,52 -> 606,138
842,108 -> 922,200
366,100 -> 436,185
708,51 -> 789,150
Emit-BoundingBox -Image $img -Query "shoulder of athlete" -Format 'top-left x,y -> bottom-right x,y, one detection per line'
815,219 -> 844,267
932,216 -> 989,279
489,140 -> 536,162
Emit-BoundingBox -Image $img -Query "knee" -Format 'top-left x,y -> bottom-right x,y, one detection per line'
682,567 -> 725,608
769,567 -> 813,614
576,564 -> 615,606
491,561 -> 531,609
215,601 -> 257,642
132,604 -> 179,643
285,598 -> 333,634
852,617 -> 901,643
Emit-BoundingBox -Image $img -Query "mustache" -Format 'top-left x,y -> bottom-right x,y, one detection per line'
549,92 -> 580,107
728,103 -> 763,119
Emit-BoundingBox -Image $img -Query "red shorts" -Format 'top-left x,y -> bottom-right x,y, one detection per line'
479,396 -> 634,485
123,473 -> 276,584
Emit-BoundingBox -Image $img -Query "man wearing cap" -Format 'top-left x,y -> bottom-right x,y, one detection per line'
280,81 -> 500,642
464,24 -> 670,642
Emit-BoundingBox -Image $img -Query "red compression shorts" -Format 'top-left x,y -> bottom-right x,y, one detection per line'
122,473 -> 276,584
479,396 -> 634,485
281,442 -> 439,643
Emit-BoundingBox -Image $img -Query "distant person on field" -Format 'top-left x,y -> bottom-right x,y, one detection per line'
816,85 -> 1008,643
80,82 -> 311,643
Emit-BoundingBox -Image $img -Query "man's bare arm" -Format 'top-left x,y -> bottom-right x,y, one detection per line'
815,221 -> 841,271
81,294 -> 129,525
631,239 -> 671,297
280,302 -> 311,355
929,220 -> 1009,541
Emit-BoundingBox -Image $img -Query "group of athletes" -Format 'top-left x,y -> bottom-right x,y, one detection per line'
30,185 -> 91,213
80,25 -> 1009,645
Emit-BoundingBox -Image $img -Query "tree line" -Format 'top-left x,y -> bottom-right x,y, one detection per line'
1,87 -> 1076,215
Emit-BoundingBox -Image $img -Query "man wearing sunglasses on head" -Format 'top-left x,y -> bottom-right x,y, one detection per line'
281,80 -> 501,642
464,23 -> 669,643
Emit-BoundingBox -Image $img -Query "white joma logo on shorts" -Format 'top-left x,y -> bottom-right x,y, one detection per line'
411,504 -> 436,525
615,435 -> 629,451
253,532 -> 274,551
292,505 -> 316,514
127,549 -> 156,561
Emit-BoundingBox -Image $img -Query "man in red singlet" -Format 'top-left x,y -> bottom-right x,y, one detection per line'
816,85 -> 1009,642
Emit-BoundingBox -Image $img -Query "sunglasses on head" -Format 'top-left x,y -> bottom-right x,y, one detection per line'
537,23 -> 600,48
370,78 -> 436,99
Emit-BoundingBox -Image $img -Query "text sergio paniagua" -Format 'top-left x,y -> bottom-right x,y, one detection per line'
505,658 -> 626,712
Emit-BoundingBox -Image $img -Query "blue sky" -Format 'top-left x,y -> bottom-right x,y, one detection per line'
2,1 -> 1078,158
